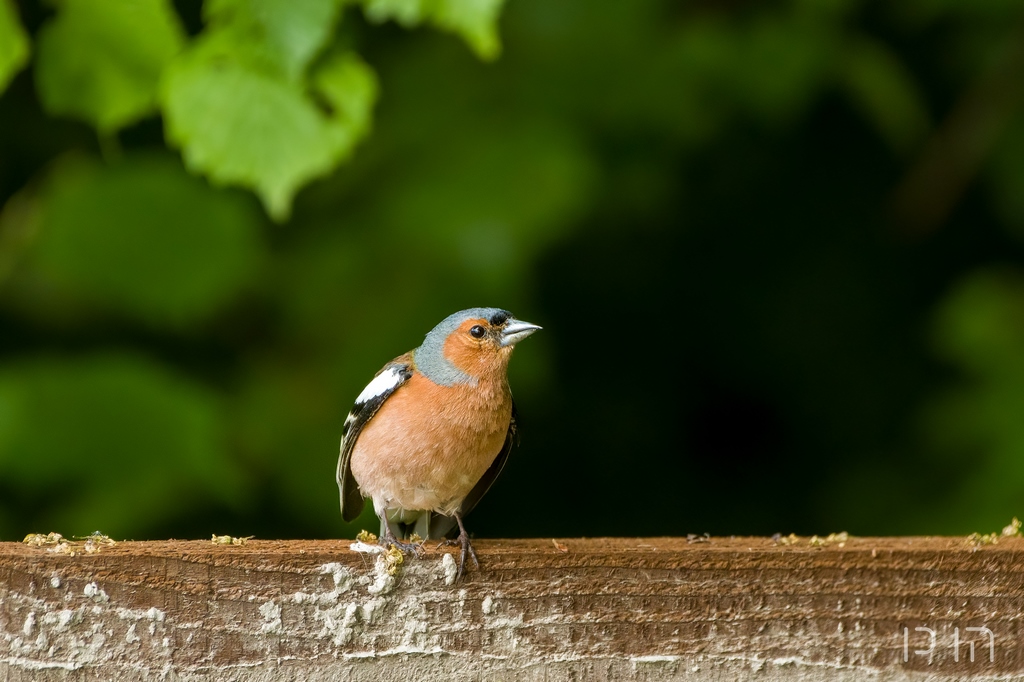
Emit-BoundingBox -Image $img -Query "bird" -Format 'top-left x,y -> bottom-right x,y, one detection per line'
336,307 -> 540,578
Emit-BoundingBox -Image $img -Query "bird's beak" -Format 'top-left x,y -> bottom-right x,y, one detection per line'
500,320 -> 542,347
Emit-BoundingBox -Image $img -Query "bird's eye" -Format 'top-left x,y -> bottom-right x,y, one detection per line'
469,325 -> 486,338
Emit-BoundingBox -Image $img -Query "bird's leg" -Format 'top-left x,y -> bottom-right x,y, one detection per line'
453,512 -> 479,580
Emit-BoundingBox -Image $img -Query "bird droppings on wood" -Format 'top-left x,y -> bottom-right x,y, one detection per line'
3,537 -> 1024,681
348,540 -> 406,592
257,599 -> 281,634
82,582 -> 108,603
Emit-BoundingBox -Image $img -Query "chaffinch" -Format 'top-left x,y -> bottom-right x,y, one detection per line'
337,307 -> 540,577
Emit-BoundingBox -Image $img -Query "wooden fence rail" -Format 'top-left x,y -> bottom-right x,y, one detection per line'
1,536 -> 1022,681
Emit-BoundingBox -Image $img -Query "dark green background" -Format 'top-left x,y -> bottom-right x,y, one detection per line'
2,0 -> 1024,541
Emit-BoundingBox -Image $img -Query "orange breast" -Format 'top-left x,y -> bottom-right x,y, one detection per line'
349,371 -> 512,514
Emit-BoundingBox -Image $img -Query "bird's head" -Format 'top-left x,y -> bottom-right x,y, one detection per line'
415,308 -> 541,385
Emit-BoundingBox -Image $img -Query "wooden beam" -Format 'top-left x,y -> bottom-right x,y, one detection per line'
1,536 -> 1021,680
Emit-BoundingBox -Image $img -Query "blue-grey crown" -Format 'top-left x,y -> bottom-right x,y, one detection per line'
413,308 -> 512,386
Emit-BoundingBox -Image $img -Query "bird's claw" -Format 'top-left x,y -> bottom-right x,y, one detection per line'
457,530 -> 479,580
440,513 -> 479,581
436,533 -> 479,579
382,534 -> 425,557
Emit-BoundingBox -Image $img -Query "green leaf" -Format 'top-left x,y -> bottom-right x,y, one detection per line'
842,38 -> 930,153
430,0 -> 505,59
0,354 -> 243,536
361,0 -> 507,60
34,0 -> 186,133
311,51 -> 379,142
0,0 -> 30,95
362,0 -> 425,26
162,48 -> 377,220
31,154 -> 264,326
203,0 -> 342,81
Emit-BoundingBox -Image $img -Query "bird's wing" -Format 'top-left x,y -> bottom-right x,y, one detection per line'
457,398 -> 519,521
337,353 -> 414,522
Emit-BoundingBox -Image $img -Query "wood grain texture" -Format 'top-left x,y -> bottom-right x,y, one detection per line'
1,536 -> 1023,681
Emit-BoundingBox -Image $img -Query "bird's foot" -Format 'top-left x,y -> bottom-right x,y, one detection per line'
439,513 -> 479,581
381,532 -> 425,558
456,530 -> 479,580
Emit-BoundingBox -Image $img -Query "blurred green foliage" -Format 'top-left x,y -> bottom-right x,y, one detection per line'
160,1 -> 375,219
2,0 -> 1024,541
25,154 -> 262,326
0,353 -> 239,533
360,0 -> 506,60
0,0 -> 30,93
921,271 -> 1024,526
34,0 -> 185,134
